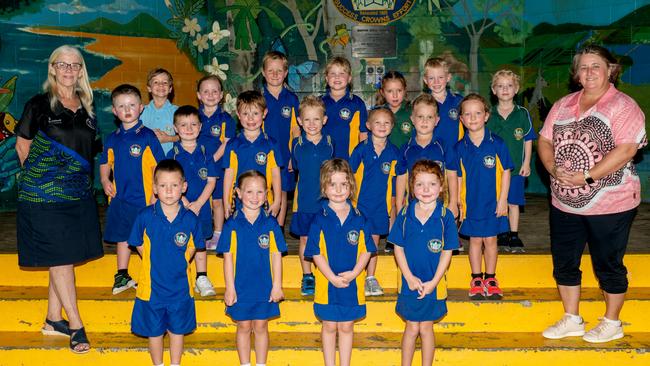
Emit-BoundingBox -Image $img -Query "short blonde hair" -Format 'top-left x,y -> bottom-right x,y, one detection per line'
422,57 -> 450,90
411,93 -> 438,115
325,56 -> 351,75
44,45 -> 94,117
368,108 -> 395,127
320,158 -> 356,201
236,90 -> 266,112
262,51 -> 289,71
491,69 -> 520,89
299,95 -> 326,117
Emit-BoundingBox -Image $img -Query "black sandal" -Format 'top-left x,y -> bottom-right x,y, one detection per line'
69,327 -> 90,354
41,318 -> 71,337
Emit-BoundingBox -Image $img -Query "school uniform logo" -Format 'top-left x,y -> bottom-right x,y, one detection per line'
400,121 -> 412,134
255,152 -> 267,165
340,108 -> 351,120
174,232 -> 189,247
129,144 -> 142,157
514,128 -> 524,140
281,106 -> 291,118
381,162 -> 392,174
427,239 -> 443,253
258,234 -> 270,249
198,168 -> 208,180
448,108 -> 459,120
210,124 -> 222,137
346,230 -> 359,246
483,155 -> 496,169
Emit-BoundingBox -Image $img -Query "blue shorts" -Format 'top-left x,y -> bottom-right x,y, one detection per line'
459,215 -> 509,237
131,297 -> 196,337
104,198 -> 143,243
212,168 -> 224,200
357,206 -> 389,236
396,294 -> 447,322
200,218 -> 213,240
281,167 -> 296,192
314,303 -> 366,322
290,212 -> 318,236
508,175 -> 526,206
226,301 -> 280,321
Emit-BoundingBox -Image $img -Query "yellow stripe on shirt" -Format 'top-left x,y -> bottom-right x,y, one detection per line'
266,151 -> 278,204
353,161 -> 365,206
459,161 -> 467,221
356,229 -> 368,305
141,146 -> 157,205
186,234 -> 196,298
314,230 -> 329,305
349,111 -> 361,156
496,156 -> 504,201
136,229 -> 152,301
386,161 -> 397,216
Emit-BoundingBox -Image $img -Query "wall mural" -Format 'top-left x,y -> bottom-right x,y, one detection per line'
0,0 -> 648,208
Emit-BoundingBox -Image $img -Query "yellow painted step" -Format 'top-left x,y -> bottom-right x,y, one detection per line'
4,254 -> 650,288
0,332 -> 649,366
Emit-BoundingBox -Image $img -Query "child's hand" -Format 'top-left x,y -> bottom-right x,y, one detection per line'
496,198 -> 508,217
187,201 -> 201,216
268,201 -> 281,217
269,285 -> 284,303
417,281 -> 436,299
288,160 -> 294,173
338,271 -> 356,283
448,204 -> 459,219
406,276 -> 424,292
330,275 -> 349,288
101,180 -> 116,198
519,164 -> 531,177
224,204 -> 232,219
224,287 -> 237,306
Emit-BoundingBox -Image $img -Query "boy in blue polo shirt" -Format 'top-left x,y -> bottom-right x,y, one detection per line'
141,68 -> 178,154
262,51 -> 301,230
129,159 -> 203,366
168,105 -> 217,297
322,56 -> 368,159
423,57 -> 464,152
100,84 -> 165,295
446,94 -> 513,300
222,90 -> 283,219
290,95 -> 335,296
349,107 -> 400,296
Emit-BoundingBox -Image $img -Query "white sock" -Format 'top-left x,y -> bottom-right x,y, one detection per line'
565,313 -> 583,323
603,317 -> 622,326
240,363 -> 251,366
366,275 -> 375,280
154,364 -> 164,366
256,364 -> 266,366
171,364 -> 180,366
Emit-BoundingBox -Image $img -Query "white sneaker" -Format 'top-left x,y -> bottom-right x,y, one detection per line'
205,231 -> 220,251
542,315 -> 585,339
364,276 -> 384,296
194,275 -> 216,296
583,318 -> 624,343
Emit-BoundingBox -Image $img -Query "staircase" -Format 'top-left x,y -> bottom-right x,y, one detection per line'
1,254 -> 649,365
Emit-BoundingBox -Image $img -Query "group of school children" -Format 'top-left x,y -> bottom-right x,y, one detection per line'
98,50 -> 536,366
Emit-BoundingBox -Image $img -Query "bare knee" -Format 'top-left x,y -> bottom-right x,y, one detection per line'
322,321 -> 337,335
252,320 -> 268,335
238,320 -> 252,334
404,321 -> 420,337
337,321 -> 353,335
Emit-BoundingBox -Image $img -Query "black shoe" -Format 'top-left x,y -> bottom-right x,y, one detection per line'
509,235 -> 525,253
497,233 -> 510,252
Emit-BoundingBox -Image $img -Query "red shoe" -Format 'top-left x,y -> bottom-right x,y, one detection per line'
484,277 -> 503,300
468,277 -> 485,300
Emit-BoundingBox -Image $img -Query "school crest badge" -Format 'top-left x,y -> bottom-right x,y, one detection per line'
198,168 -> 208,180
514,128 -> 524,140
448,108 -> 459,120
427,239 -> 443,253
346,230 -> 359,246
340,108 -> 351,120
255,152 -> 267,165
174,232 -> 189,247
381,162 -> 392,174
129,144 -> 142,157
211,124 -> 222,137
483,155 -> 496,169
258,234 -> 270,249
400,121 -> 412,134
281,106 -> 291,118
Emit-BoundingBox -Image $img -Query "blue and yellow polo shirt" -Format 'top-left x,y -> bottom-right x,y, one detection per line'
349,137 -> 400,217
388,202 -> 459,299
198,105 -> 236,154
263,86 -> 300,160
291,133 -> 335,214
446,128 -> 514,221
128,201 -> 204,303
395,136 -> 446,176
322,90 -> 368,159
222,132 -> 283,205
216,208 -> 287,303
304,201 -> 376,306
100,121 -> 165,207
433,90 -> 464,153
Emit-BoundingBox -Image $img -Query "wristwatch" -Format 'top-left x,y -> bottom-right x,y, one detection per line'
584,170 -> 595,185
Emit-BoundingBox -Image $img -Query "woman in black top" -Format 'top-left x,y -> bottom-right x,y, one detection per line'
15,45 -> 103,354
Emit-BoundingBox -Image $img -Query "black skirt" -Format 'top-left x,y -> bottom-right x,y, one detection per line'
17,198 -> 104,267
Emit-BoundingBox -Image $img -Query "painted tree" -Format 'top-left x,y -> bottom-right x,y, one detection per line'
440,0 -> 531,92
277,0 -> 323,61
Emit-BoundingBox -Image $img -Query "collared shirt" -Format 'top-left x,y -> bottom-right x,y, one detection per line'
223,132 -> 283,205
387,202 -> 459,299
263,86 -> 300,161
349,137 -> 400,216
433,90 -> 464,152
216,208 -> 287,303
322,90 -> 368,159
141,100 -> 178,154
304,201 -> 376,306
540,83 -> 647,215
488,104 -> 537,174
395,136 -> 446,176
446,128 -> 514,221
384,103 -> 413,148
128,201 -> 204,303
16,93 -> 98,202
291,133 -> 335,214
197,105 -> 236,153
100,121 -> 165,207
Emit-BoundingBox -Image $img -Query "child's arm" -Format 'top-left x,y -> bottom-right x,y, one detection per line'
338,252 -> 372,283
395,174 -> 407,213
223,252 -> 237,306
188,177 -> 216,216
213,138 -> 229,162
496,169 -> 511,217
269,251 -> 284,302
393,245 -> 424,292
268,166 -> 282,217
312,255 -> 349,288
359,131 -> 368,142
446,170 -> 458,218
419,249 -> 453,299
99,164 -> 116,198
520,140 -> 533,177
222,168 -> 234,218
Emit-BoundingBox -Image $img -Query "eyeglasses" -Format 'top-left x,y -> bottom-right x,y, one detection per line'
52,62 -> 83,71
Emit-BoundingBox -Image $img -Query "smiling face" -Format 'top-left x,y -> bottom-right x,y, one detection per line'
154,170 -> 186,207
50,51 -> 83,89
577,53 -> 611,93
366,109 -> 393,139
237,103 -> 266,132
298,105 -> 327,138
147,73 -> 173,100
411,103 -> 439,136
112,93 -> 143,125
423,66 -> 451,95
460,99 -> 489,133
491,76 -> 519,103
262,58 -> 288,88
174,114 -> 201,143
381,79 -> 406,109
326,64 -> 352,92
412,172 -> 441,205
324,171 -> 351,204
236,175 -> 267,211
197,78 -> 223,109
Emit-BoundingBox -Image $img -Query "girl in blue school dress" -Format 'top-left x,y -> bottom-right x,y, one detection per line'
304,158 -> 376,366
388,160 -> 459,366
216,170 -> 287,366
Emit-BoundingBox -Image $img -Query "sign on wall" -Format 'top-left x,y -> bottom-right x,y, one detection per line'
351,26 -> 396,58
333,0 -> 416,24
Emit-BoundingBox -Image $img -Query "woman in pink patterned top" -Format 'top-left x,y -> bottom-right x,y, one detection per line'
538,45 -> 647,344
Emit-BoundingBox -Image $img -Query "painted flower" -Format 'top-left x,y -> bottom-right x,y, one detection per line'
204,57 -> 229,80
208,21 -> 230,45
223,93 -> 237,114
193,34 -> 209,53
182,18 -> 200,37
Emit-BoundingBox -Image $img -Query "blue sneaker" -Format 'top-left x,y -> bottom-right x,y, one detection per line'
301,274 -> 315,296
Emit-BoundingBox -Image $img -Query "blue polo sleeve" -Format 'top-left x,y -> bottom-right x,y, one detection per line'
222,143 -> 235,169
445,144 -> 460,174
387,211 -> 406,247
127,211 -> 146,247
442,209 -> 460,250
290,138 -> 300,172
192,215 -> 206,250
271,219 -> 288,253
362,219 -> 376,253
523,109 -> 537,141
206,145 -> 218,178
148,131 -> 165,162
395,145 -> 408,176
270,141 -> 284,168
216,219 -> 234,254
304,219 -> 322,258
224,112 -> 236,139
359,104 -> 368,133
99,133 -> 115,165
348,144 -> 362,172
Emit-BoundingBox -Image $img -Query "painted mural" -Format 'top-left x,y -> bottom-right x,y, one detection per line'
0,0 -> 648,209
